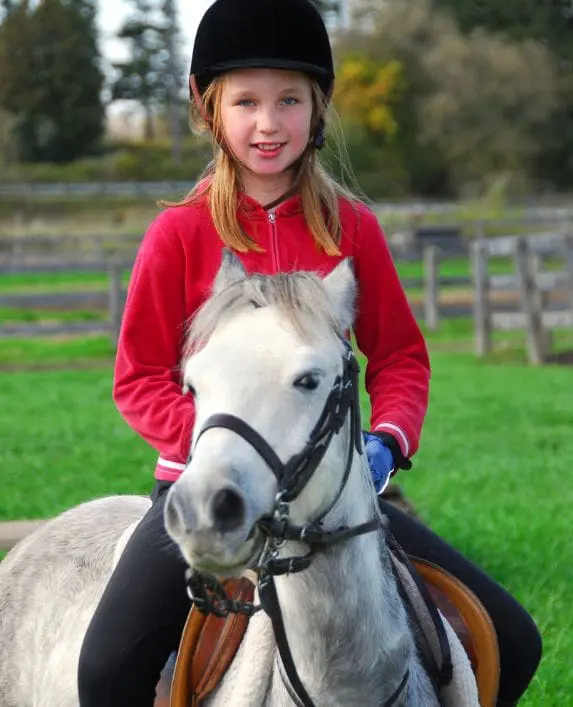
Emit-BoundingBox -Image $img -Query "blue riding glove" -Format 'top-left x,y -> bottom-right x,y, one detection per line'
363,432 -> 395,495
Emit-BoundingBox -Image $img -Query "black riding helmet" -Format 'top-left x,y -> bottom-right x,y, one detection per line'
190,0 -> 335,99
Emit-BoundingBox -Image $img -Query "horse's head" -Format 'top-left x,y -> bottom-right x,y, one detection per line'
164,250 -> 360,575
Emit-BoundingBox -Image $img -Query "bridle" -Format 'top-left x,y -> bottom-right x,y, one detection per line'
185,340 -> 409,706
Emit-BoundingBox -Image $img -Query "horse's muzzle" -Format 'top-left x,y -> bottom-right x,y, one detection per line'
164,482 -> 265,574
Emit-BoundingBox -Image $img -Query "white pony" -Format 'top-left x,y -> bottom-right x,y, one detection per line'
0,253 -> 478,706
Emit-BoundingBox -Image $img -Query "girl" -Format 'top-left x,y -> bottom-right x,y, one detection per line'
77,1 -> 541,705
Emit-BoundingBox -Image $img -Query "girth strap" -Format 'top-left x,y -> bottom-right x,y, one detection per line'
388,533 -> 453,705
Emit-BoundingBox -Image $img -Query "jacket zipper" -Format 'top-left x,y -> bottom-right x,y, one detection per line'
268,211 -> 280,272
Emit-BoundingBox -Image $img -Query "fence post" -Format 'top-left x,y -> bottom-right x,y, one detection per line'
471,229 -> 491,356
108,258 -> 123,348
423,245 -> 440,330
530,250 -> 553,354
513,238 -> 547,365
566,234 -> 573,315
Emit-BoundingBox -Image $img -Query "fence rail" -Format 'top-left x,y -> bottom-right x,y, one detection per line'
0,181 -> 196,198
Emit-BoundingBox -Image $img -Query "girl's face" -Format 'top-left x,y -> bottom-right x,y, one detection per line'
220,68 -> 314,181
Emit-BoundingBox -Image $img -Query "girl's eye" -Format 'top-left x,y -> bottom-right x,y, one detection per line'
238,99 -> 255,107
282,97 -> 298,106
294,373 -> 320,391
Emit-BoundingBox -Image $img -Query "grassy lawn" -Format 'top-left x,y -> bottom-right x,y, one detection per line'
395,354 -> 573,705
0,307 -> 106,323
0,258 -> 509,293
0,270 -> 131,293
0,335 -> 116,368
0,329 -> 571,703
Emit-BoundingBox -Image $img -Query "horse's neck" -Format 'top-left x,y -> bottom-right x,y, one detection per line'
269,456 -> 430,706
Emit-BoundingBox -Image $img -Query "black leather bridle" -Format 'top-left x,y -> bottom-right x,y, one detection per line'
185,341 -> 409,707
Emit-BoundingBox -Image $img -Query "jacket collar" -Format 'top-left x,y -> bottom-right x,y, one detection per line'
193,176 -> 304,219
237,191 -> 304,219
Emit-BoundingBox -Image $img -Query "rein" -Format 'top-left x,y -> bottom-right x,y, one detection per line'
185,341 -> 409,707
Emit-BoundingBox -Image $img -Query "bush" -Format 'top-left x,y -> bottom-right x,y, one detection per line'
0,137 -> 212,184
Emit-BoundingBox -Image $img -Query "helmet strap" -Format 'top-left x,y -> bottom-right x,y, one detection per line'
314,119 -> 326,149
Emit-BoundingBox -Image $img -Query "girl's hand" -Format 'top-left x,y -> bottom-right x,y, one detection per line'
363,432 -> 395,495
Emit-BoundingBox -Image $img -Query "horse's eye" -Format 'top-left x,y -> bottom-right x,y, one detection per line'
294,373 -> 320,391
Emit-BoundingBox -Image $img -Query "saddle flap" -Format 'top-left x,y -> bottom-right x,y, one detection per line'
411,558 -> 500,707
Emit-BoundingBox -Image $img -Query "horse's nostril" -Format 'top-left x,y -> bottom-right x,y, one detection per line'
164,486 -> 195,537
211,487 -> 246,533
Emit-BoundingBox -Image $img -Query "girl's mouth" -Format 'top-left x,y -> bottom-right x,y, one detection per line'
253,142 -> 286,158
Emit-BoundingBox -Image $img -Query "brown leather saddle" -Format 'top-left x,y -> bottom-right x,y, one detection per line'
156,559 -> 500,707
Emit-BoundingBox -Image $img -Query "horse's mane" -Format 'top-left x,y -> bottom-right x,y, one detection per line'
185,270 -> 340,357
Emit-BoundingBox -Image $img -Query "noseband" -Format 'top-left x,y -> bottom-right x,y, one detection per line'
185,341 -> 408,707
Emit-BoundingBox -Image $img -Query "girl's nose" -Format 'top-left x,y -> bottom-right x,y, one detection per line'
257,106 -> 280,134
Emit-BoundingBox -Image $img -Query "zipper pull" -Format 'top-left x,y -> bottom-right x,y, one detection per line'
268,212 -> 276,223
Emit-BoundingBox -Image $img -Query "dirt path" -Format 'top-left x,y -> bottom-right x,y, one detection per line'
0,520 -> 47,551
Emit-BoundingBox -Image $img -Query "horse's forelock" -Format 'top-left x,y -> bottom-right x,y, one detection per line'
184,271 -> 339,358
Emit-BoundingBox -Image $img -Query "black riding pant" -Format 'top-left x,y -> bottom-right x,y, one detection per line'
77,481 -> 189,706
77,483 -> 542,706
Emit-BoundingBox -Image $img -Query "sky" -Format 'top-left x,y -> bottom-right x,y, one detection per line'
96,0 -> 214,66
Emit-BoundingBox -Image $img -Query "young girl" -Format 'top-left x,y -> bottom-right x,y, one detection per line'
77,1 -> 541,705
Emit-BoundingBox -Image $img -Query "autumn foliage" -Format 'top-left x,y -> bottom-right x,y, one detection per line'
334,56 -> 404,139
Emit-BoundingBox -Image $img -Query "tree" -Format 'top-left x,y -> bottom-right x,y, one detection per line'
334,55 -> 404,139
111,0 -> 163,140
336,0 -> 461,194
431,0 -> 573,189
0,0 -> 15,17
419,28 -> 559,190
111,0 -> 184,145
159,0 -> 183,164
0,0 -> 105,162
336,0 -> 560,194
433,0 -> 573,64
0,108 -> 19,164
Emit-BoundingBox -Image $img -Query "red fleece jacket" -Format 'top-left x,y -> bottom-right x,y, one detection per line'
113,193 -> 430,481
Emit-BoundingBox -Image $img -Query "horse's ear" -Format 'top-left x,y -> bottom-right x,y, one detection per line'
213,249 -> 247,295
323,258 -> 357,333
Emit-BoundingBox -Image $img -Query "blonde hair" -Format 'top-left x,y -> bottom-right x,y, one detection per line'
160,76 -> 360,255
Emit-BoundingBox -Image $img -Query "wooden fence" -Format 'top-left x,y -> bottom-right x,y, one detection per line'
1,226 -> 572,361
0,247 -> 471,344
0,233 -> 138,344
471,229 -> 573,364
0,258 -> 130,345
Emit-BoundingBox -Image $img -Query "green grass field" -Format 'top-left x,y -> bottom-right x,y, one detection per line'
0,326 -> 572,704
0,258 -> 511,294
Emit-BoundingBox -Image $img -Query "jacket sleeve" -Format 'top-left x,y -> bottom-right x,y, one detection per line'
352,206 -> 430,460
112,215 -> 196,469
